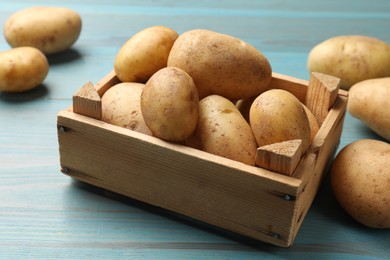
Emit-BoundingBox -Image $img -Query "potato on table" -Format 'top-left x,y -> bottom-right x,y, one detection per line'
0,47 -> 49,92
307,35 -> 390,90
4,6 -> 82,55
348,77 -> 390,141
330,139 -> 390,228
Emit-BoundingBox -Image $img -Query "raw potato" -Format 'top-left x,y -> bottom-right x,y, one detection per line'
237,97 -> 319,143
302,103 -> 320,142
114,26 -> 178,83
307,35 -> 390,90
249,89 -> 311,155
168,29 -> 272,100
330,139 -> 390,228
188,95 -> 257,166
236,96 -> 256,122
101,82 -> 152,136
348,78 -> 390,141
140,67 -> 199,142
0,47 -> 49,92
4,6 -> 82,55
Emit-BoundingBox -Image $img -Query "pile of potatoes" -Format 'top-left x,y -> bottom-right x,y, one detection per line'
0,6 -> 82,92
308,35 -> 390,229
103,26 -> 317,167
105,26 -> 390,229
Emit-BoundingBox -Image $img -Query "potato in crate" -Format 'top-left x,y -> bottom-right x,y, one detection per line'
57,68 -> 347,247
58,26 -> 348,247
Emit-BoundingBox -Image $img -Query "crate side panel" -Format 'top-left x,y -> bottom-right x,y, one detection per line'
57,111 -> 301,247
291,95 -> 348,242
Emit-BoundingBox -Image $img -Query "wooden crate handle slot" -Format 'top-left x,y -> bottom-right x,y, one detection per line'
305,72 -> 340,125
72,81 -> 102,120
255,139 -> 303,176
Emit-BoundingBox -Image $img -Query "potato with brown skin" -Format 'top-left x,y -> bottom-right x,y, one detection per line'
0,47 -> 49,92
330,139 -> 390,228
101,82 -> 152,136
249,89 -> 311,155
348,78 -> 390,141
302,104 -> 320,143
237,96 -> 319,143
168,29 -> 272,100
236,96 -> 256,123
307,35 -> 390,90
140,67 -> 199,142
188,95 -> 257,166
4,6 -> 82,55
114,26 -> 178,83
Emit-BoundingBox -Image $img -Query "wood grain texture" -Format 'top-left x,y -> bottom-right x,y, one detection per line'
57,108 -> 302,247
1,0 -> 390,258
305,72 -> 341,125
72,81 -> 102,120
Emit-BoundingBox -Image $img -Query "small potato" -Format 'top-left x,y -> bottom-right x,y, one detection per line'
330,139 -> 390,228
307,35 -> 390,90
168,29 -> 272,100
249,89 -> 311,155
348,78 -> 390,141
188,95 -> 257,166
140,67 -> 199,142
0,47 -> 49,92
4,6 -> 82,55
114,26 -> 178,83
101,82 -> 152,136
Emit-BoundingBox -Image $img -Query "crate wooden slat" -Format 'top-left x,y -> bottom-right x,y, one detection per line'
57,71 -> 348,247
72,81 -> 102,120
256,139 -> 303,176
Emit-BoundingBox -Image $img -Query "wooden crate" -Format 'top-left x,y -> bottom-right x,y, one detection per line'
57,71 -> 348,247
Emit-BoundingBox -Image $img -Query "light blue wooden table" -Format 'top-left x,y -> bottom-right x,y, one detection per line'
1,1 -> 389,259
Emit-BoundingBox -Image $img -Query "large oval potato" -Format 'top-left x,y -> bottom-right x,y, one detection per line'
249,89 -> 311,155
188,95 -> 257,166
168,29 -> 272,100
4,6 -> 82,55
307,35 -> 390,90
348,78 -> 390,141
330,139 -> 390,228
0,47 -> 49,92
114,26 -> 178,83
101,82 -> 152,136
140,67 -> 199,142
